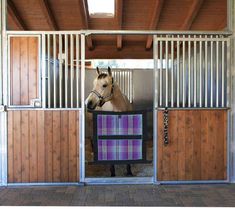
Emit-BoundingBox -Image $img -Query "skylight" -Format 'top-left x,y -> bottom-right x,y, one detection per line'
87,0 -> 115,18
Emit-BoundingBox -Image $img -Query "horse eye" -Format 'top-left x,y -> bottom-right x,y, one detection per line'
103,84 -> 108,88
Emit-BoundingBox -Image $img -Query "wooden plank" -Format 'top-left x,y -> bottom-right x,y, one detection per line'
28,37 -> 38,102
13,111 -> 21,182
160,110 -> 171,180
223,111 -> 227,179
21,110 -> 30,182
52,111 -> 61,182
200,110 -> 209,180
157,111 -> 164,180
68,111 -> 78,182
192,110 -> 201,180
208,110 -> 217,180
215,111 -> 225,179
177,110 -> 186,180
44,111 -> 53,181
76,111 -> 80,181
29,111 -> 38,182
7,111 -> 14,183
37,111 -> 45,182
60,111 -> 69,182
20,37 -> 29,105
168,110 -> 178,180
11,37 -> 21,105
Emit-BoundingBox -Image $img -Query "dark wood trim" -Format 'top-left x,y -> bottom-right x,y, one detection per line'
38,0 -> 59,30
116,0 -> 123,49
180,0 -> 204,30
7,0 -> 27,30
145,0 -> 164,49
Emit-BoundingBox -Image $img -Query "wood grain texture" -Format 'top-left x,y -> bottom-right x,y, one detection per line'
7,110 -> 80,183
157,110 -> 227,181
10,36 -> 39,106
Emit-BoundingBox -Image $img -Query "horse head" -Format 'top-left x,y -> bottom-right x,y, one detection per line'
85,67 -> 114,110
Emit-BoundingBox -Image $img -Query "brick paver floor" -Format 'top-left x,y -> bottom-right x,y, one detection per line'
0,184 -> 235,206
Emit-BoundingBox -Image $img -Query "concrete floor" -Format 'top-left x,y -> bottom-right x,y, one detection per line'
0,184 -> 235,206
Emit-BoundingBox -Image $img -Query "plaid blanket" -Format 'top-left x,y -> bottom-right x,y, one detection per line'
98,139 -> 142,161
97,114 -> 142,136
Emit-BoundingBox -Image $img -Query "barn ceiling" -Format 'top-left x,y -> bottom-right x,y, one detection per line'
7,0 -> 227,59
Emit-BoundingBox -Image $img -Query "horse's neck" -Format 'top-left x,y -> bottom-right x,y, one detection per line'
101,83 -> 130,112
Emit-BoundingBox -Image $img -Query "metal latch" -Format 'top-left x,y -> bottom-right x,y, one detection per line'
30,99 -> 42,107
0,105 -> 7,112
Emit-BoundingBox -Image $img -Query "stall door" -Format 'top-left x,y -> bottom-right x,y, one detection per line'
7,36 -> 80,183
157,109 -> 227,181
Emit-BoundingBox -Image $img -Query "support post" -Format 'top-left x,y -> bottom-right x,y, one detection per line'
228,0 -> 235,182
0,0 -> 8,186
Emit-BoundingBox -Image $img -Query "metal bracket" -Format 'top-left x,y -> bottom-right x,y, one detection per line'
0,105 -> 6,112
30,99 -> 42,107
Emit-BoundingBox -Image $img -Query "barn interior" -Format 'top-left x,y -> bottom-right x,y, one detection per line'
6,0 -> 227,179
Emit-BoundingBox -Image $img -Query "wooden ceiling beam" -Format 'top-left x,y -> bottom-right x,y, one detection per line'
79,0 -> 94,50
116,0 -> 123,50
145,0 -> 164,49
180,0 -> 204,30
7,0 -> 27,30
38,0 -> 59,30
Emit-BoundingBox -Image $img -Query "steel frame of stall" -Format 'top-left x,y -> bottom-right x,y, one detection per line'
1,0 -> 235,186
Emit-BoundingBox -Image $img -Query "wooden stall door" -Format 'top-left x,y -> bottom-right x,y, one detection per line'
8,110 -> 80,183
157,110 -> 227,181
10,36 -> 39,106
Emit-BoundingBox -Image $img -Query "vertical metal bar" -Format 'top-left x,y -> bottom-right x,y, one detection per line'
153,35 -> 158,181
130,69 -> 133,103
41,34 -> 46,108
194,37 -> 197,107
80,34 -> 85,182
171,39 -> 174,107
53,34 -> 57,108
199,35 -> 202,107
222,40 -> 225,107
76,34 -> 80,108
70,34 -> 74,108
47,34 -> 51,108
210,36 -> 213,107
65,34 -> 68,108
177,36 -> 180,107
59,34 -> 63,108
1,0 -> 7,186
127,70 -> 130,101
205,37 -> 208,107
182,36 -> 185,107
188,37 -> 191,107
160,39 -> 163,107
216,36 -> 219,107
165,39 -> 168,107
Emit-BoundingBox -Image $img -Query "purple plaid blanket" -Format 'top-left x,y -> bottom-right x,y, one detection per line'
98,139 -> 142,161
97,114 -> 142,135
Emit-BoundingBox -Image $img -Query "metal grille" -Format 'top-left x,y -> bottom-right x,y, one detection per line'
154,34 -> 230,108
112,69 -> 133,103
44,33 -> 81,108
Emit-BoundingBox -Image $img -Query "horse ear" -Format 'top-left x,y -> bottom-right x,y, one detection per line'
107,67 -> 112,76
96,67 -> 100,75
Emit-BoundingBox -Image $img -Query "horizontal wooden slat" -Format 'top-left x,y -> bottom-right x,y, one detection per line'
7,110 -> 80,183
157,109 -> 227,181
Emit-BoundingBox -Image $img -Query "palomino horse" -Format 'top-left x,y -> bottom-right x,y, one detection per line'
85,67 -> 133,177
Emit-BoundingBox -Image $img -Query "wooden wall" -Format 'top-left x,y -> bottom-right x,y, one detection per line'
157,109 -> 227,181
10,36 -> 39,106
8,110 -> 80,183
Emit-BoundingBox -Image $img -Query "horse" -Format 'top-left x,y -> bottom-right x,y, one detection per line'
85,66 -> 133,177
